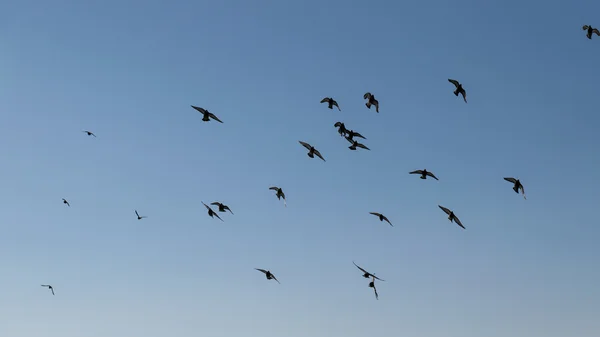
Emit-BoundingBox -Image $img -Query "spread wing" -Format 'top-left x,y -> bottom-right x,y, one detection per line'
135,210 -> 140,217
224,206 -> 234,214
191,105 -> 207,114
345,136 -> 355,144
520,185 -> 526,199
504,177 -> 517,184
353,132 -> 366,139
453,215 -> 465,229
214,212 -> 224,221
363,92 -> 372,100
255,268 -> 267,274
373,284 -> 378,300
269,186 -> 279,191
448,79 -> 460,87
460,90 -> 467,103
210,202 -> 221,206
370,212 -> 382,217
320,97 -> 330,103
334,122 -> 342,128
356,142 -> 370,150
271,275 -> 281,284
381,215 -> 393,227
201,202 -> 211,210
438,205 -> 452,215
313,149 -> 326,162
208,113 -> 223,123
280,190 -> 286,199
409,170 -> 424,175
583,25 -> 590,30
298,141 -> 312,150
353,261 -> 369,274
332,101 -> 341,110
51,288 -> 55,295
426,171 -> 439,180
593,28 -> 600,35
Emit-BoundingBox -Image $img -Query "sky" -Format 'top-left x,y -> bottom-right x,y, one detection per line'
1,0 -> 599,336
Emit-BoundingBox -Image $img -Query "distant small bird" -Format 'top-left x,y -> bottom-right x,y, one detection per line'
62,198 -> 70,207
269,186 -> 287,207
448,79 -> 467,103
211,202 -> 234,214
299,141 -> 326,161
41,284 -> 55,295
346,130 -> 366,141
353,261 -> 385,281
438,205 -> 465,229
202,201 -> 223,221
363,92 -> 379,112
409,169 -> 439,180
320,97 -> 341,111
503,177 -> 526,199
191,105 -> 223,123
255,268 -> 280,283
368,276 -> 379,300
582,25 -> 600,39
334,122 -> 348,137
82,130 -> 96,137
346,137 -> 370,151
369,212 -> 393,226
135,210 -> 147,220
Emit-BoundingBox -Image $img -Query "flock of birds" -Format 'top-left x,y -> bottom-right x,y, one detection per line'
38,24 -> 598,301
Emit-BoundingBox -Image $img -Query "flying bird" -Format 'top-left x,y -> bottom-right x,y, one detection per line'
190,105 -> 223,123
135,210 -> 147,220
334,122 -> 348,137
255,268 -> 280,283
504,177 -> 526,199
320,97 -> 341,111
353,261 -> 385,281
269,186 -> 287,207
369,212 -> 393,226
409,169 -> 439,180
363,92 -> 379,112
62,198 -> 70,207
346,130 -> 366,141
299,141 -> 326,161
202,201 -> 224,221
438,205 -> 465,229
82,130 -> 96,137
582,25 -> 600,39
448,79 -> 467,103
346,137 -> 370,151
41,284 -> 55,295
211,202 -> 234,214
368,276 -> 379,300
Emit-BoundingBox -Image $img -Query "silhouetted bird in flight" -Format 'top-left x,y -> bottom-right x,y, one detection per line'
438,205 -> 465,229
346,137 -> 370,151
346,130 -> 366,141
202,201 -> 223,221
409,169 -> 439,180
135,210 -> 147,220
369,212 -> 393,227
448,79 -> 467,103
368,276 -> 379,300
299,141 -> 326,161
582,25 -> 600,39
353,261 -> 385,281
191,105 -> 223,123
62,198 -> 70,207
320,97 -> 341,111
269,186 -> 286,207
504,177 -> 526,199
211,202 -> 234,214
255,268 -> 280,283
82,130 -> 96,137
363,92 -> 379,112
41,284 -> 55,295
334,122 -> 348,137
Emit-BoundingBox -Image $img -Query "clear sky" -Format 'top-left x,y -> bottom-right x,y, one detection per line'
1,0 -> 599,336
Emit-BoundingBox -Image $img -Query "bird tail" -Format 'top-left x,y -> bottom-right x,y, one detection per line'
283,199 -> 287,207
454,89 -> 459,96
308,152 -> 314,158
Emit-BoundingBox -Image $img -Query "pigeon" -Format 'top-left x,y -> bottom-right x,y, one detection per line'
368,276 -> 379,300
583,25 -> 600,39
62,198 -> 70,207
191,105 -> 223,123
299,141 -> 326,161
448,79 -> 467,103
255,268 -> 280,283
363,92 -> 379,112
211,202 -> 234,214
369,212 -> 393,227
202,201 -> 223,221
82,130 -> 96,137
346,137 -> 370,151
334,122 -> 348,137
353,261 -> 385,281
504,177 -> 526,199
135,210 -> 147,220
41,284 -> 55,295
346,130 -> 366,141
438,205 -> 465,229
269,186 -> 286,207
320,97 -> 341,111
409,169 -> 439,180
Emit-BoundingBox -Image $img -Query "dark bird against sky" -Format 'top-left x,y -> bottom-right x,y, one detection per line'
299,141 -> 326,162
202,201 -> 224,221
409,169 -> 439,180
255,268 -> 280,283
363,92 -> 379,112
448,79 -> 467,103
191,105 -> 223,123
320,97 -> 341,111
438,205 -> 465,229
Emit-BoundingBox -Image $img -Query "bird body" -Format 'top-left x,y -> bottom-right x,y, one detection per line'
438,205 -> 465,229
334,122 -> 348,137
583,25 -> 600,39
135,210 -> 147,220
368,276 -> 379,300
363,92 -> 379,112
409,169 -> 439,180
255,268 -> 280,283
504,177 -> 526,199
191,105 -> 223,123
299,141 -> 326,161
448,79 -> 467,103
320,97 -> 341,111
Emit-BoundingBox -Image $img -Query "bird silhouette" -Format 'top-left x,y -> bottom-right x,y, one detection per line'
269,186 -> 287,207
334,122 -> 348,137
582,25 -> 600,39
82,130 -> 96,137
346,137 -> 370,151
346,130 -> 366,141
369,212 -> 393,226
255,268 -> 280,283
448,79 -> 467,103
62,198 -> 70,207
202,201 -> 224,221
409,169 -> 439,180
41,284 -> 55,295
353,261 -> 385,281
191,105 -> 223,123
438,205 -> 465,229
211,202 -> 234,214
299,141 -> 326,161
368,276 -> 379,300
135,210 -> 147,220
504,177 -> 526,199
363,92 -> 379,112
320,97 -> 341,111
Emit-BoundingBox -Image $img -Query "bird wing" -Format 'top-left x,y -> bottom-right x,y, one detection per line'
41,284 -> 49,287
438,205 -> 451,215
334,122 -> 342,128
313,149 -> 326,162
269,186 -> 279,191
353,261 -> 369,274
255,268 -> 268,274
214,212 -> 224,221
272,275 -> 281,284
345,136 -> 355,144
51,288 -> 55,295
280,190 -> 286,199
208,113 -> 223,123
135,210 -> 139,217
224,206 -> 234,214
370,212 -> 382,217
461,91 -> 467,103
520,185 -> 526,199
409,170 -> 424,175
583,25 -> 590,30
201,202 -> 211,210
448,79 -> 460,87
372,274 -> 385,281
593,28 -> 600,35
352,132 -> 366,139
191,105 -> 207,113
363,92 -> 371,99
210,202 -> 221,206
320,97 -> 330,103
426,171 -> 439,180
504,177 -> 517,184
373,285 -> 379,300
298,141 -> 312,150
453,215 -> 465,229
382,216 -> 393,227
333,101 -> 341,110
90,132 -> 96,137
356,143 -> 370,150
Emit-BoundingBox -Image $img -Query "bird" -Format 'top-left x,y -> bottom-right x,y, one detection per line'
409,169 -> 439,180
582,25 -> 600,39
269,186 -> 286,207
353,261 -> 385,281
363,92 -> 379,112
448,79 -> 467,103
41,284 -> 55,295
82,130 -> 96,137
346,130 -> 366,141
202,201 -> 223,221
320,97 -> 341,111
62,198 -> 70,207
190,105 -> 223,123
346,137 -> 370,151
299,141 -> 326,161
504,177 -> 526,199
438,205 -> 465,229
255,268 -> 280,283
135,210 -> 147,220
211,202 -> 234,214
368,276 -> 379,300
334,122 -> 348,137
369,212 -> 393,227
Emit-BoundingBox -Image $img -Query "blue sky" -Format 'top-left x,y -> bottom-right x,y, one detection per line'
1,0 -> 599,336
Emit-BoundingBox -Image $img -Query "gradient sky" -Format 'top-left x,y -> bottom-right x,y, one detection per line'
1,1 -> 599,336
